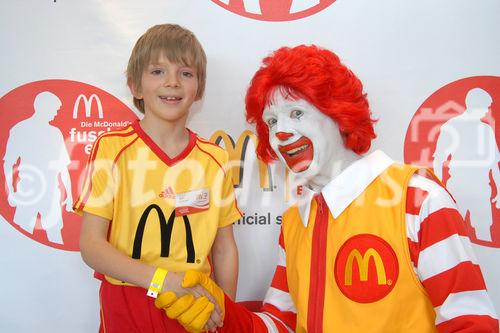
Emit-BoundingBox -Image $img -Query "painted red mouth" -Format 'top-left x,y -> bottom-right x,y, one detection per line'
278,136 -> 313,173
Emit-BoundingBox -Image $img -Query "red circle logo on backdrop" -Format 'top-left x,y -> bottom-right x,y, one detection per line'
0,80 -> 137,251
211,0 -> 336,21
334,234 -> 399,303
404,76 -> 500,248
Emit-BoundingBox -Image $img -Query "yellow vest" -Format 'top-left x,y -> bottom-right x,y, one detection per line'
282,164 -> 437,332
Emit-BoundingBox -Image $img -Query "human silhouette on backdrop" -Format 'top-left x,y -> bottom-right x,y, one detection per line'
433,88 -> 500,242
3,91 -> 73,244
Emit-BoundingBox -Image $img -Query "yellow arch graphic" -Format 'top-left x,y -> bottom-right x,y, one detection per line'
344,248 -> 387,285
210,130 -> 271,190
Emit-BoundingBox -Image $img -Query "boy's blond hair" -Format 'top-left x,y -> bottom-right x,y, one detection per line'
127,24 -> 207,113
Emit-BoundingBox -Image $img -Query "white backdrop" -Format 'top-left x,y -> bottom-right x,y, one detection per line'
1,1 -> 499,331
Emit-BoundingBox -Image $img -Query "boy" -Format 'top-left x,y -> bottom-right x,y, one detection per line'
74,24 -> 241,332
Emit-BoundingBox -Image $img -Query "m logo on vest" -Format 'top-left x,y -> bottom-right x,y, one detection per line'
334,234 -> 399,303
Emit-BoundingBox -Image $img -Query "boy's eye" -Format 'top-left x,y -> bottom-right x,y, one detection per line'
182,71 -> 194,78
151,69 -> 164,75
290,109 -> 303,119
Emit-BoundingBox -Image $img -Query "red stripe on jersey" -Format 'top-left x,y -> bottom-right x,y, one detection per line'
195,142 -> 244,217
197,136 -> 224,148
270,266 -> 289,292
195,143 -> 225,175
422,262 -> 487,307
406,186 -> 429,215
75,130 -> 135,211
233,196 -> 243,217
261,303 -> 296,331
75,135 -> 103,211
436,314 -> 499,333
112,136 -> 139,171
418,208 -> 469,251
132,122 -> 197,166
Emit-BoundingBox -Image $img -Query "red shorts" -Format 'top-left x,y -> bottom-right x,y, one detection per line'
99,280 -> 187,333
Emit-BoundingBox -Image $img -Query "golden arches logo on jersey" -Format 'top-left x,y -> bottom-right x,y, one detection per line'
210,130 -> 273,190
335,234 -> 399,303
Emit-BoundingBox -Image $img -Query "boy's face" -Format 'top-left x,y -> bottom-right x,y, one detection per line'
262,88 -> 346,183
131,52 -> 198,124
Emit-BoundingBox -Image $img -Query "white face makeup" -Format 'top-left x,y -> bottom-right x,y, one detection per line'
262,88 -> 355,190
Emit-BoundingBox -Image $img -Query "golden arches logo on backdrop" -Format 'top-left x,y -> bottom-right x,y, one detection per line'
210,130 -> 273,191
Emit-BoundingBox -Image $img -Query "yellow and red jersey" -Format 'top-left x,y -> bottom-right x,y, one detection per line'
74,121 -> 242,285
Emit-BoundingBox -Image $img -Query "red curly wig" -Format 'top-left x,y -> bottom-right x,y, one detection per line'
245,44 -> 376,163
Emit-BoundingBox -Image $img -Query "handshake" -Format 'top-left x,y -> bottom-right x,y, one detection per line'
155,270 -> 226,333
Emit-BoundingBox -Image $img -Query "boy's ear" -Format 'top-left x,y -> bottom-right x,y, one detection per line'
128,80 -> 142,99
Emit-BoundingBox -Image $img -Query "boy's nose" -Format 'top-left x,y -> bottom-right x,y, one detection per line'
164,75 -> 180,88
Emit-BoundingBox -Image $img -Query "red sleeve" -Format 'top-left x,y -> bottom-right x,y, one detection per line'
219,295 -> 268,333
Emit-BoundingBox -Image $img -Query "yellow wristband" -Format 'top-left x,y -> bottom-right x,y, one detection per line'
147,267 -> 168,298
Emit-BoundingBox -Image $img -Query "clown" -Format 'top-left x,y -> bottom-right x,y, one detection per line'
155,45 -> 498,332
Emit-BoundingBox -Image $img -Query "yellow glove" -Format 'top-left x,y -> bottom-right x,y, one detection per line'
155,291 -> 215,333
182,270 -> 226,322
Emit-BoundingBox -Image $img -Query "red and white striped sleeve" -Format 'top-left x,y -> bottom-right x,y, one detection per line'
406,173 -> 499,332
256,229 -> 297,332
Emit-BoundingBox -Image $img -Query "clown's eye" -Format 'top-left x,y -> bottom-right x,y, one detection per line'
290,109 -> 303,119
267,118 -> 277,127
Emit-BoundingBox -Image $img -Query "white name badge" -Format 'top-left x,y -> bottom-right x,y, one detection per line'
175,188 -> 209,216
